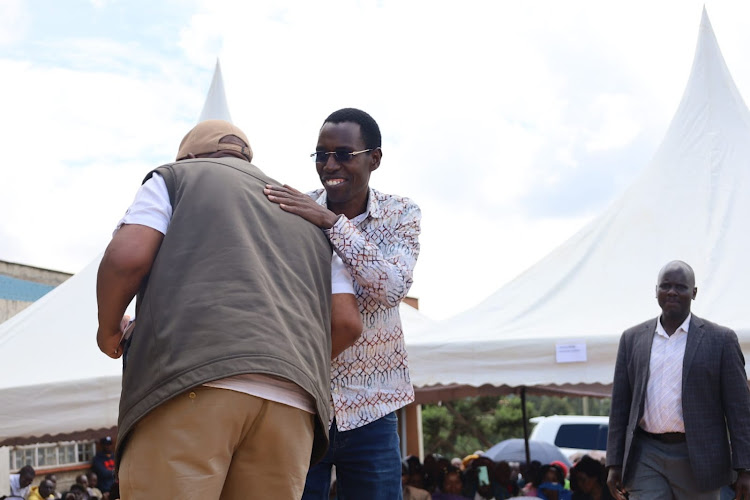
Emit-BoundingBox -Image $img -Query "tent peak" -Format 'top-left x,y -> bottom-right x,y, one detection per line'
700,5 -> 712,33
676,4 -> 750,130
198,58 -> 233,124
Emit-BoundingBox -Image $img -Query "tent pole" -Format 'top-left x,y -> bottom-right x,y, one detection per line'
521,386 -> 530,464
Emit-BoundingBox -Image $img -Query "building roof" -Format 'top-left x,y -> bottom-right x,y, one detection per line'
0,275 -> 55,302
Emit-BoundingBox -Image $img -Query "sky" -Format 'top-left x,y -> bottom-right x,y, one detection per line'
2,0 -> 750,320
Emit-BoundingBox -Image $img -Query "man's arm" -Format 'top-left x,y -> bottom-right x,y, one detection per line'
719,330 -> 750,499
329,253 -> 362,357
264,184 -> 421,307
96,224 -> 163,358
326,203 -> 420,307
331,293 -> 362,358
606,332 -> 632,500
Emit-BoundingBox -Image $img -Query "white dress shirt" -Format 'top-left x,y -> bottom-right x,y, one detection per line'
640,313 -> 691,433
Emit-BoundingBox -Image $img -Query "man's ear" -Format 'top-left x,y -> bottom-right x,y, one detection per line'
692,287 -> 698,300
369,147 -> 382,173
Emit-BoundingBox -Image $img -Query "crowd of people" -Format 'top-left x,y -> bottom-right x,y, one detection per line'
4,466 -> 114,500
4,436 -> 118,500
394,452 -> 611,500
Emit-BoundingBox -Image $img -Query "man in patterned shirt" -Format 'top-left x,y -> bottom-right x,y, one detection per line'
264,108 -> 421,499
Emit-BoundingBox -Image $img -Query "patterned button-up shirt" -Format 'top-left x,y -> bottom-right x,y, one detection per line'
310,187 -> 421,431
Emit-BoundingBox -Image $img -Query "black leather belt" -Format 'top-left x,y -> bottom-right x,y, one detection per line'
638,427 -> 686,444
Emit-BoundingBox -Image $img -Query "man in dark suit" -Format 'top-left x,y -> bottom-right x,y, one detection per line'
606,260 -> 750,500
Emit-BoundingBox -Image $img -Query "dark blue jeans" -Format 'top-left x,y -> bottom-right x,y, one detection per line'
302,413 -> 403,500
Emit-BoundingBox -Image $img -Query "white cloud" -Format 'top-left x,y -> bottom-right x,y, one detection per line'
584,94 -> 642,152
0,0 -> 29,46
0,53 -> 204,272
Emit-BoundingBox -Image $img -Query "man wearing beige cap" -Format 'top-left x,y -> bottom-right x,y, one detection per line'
96,120 -> 362,499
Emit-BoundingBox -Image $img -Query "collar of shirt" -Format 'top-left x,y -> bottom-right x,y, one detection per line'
313,187 -> 382,220
656,313 -> 691,339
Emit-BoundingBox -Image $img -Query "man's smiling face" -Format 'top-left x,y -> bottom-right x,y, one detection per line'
656,265 -> 696,323
315,121 -> 380,218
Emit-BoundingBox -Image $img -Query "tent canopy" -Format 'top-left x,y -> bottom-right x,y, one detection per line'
406,8 -> 750,399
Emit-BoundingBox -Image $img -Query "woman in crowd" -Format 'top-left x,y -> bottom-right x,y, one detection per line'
432,466 -> 469,499
404,461 -> 432,500
537,463 -> 572,500
570,455 -> 613,500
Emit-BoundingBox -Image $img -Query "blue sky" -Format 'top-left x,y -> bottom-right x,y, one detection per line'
2,0 -> 750,319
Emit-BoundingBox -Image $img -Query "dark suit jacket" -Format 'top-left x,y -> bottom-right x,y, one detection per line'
606,315 -> 750,491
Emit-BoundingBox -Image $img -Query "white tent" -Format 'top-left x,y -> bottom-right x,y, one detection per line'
407,9 -> 750,400
0,254 -> 120,442
0,60 -> 435,443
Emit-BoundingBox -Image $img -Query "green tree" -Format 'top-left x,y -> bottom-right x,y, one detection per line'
537,396 -> 575,416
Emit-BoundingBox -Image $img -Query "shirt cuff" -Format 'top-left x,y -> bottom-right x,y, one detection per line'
324,214 -> 346,236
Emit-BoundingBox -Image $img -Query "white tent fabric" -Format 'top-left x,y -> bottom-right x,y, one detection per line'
0,254 -> 123,441
198,59 -> 232,123
406,9 -> 750,393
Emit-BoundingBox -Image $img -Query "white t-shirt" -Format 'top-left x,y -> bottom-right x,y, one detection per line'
117,172 -> 355,413
10,473 -> 30,497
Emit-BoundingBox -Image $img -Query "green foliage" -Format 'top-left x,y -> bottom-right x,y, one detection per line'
538,396 -> 574,416
422,394 -> 610,458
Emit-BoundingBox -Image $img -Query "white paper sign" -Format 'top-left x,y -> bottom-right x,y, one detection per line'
556,341 -> 587,363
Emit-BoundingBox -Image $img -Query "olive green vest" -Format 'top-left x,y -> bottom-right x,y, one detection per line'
116,157 -> 332,465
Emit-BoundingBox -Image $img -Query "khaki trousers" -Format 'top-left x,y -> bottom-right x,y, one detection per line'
119,385 -> 314,500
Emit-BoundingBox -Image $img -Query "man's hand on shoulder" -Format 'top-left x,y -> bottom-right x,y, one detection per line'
264,184 -> 339,229
606,467 -> 627,500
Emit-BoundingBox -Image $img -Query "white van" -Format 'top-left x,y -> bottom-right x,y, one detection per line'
529,415 -> 609,459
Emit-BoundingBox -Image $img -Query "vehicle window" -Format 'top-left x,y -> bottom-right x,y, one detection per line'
554,424 -> 608,450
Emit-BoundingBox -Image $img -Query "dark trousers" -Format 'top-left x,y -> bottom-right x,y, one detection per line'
302,413 -> 403,500
626,432 -> 720,500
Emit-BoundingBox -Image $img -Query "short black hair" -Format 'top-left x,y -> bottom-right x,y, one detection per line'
438,465 -> 462,489
572,455 -> 606,484
19,464 -> 35,476
323,108 -> 382,149
657,260 -> 695,288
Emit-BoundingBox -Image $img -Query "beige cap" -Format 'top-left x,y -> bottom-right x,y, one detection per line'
175,120 -> 253,162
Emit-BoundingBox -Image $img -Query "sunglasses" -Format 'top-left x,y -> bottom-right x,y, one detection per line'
310,149 -> 373,163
